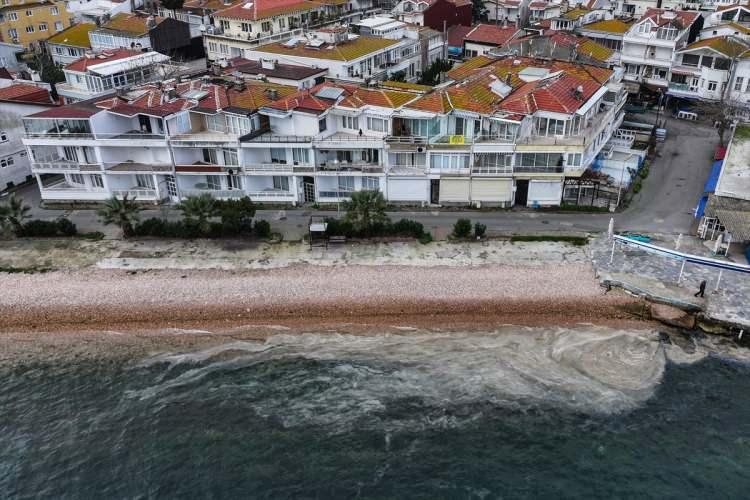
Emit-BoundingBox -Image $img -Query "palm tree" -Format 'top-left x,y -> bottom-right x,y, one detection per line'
1,194 -> 31,234
97,194 -> 143,237
177,193 -> 218,235
343,190 -> 388,236
0,204 -> 12,238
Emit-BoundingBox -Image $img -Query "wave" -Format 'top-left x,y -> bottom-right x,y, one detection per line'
124,326 -> 715,433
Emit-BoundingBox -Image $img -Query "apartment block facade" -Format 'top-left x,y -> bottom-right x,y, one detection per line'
22,55 -> 627,208
0,0 -> 73,49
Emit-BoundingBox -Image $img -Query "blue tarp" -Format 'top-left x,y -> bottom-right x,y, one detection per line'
695,195 -> 708,218
704,160 -> 723,193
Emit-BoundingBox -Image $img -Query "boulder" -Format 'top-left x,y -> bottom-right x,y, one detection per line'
650,303 -> 696,329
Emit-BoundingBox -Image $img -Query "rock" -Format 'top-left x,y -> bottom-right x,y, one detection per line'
650,303 -> 696,329
696,318 -> 732,336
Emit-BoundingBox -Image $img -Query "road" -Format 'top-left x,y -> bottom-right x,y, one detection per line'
10,113 -> 718,239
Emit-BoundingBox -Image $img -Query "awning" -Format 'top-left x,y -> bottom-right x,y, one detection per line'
695,195 -> 708,218
704,160 -> 724,194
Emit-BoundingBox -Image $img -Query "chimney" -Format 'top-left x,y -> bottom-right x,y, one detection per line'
505,73 -> 512,85
234,79 -> 246,91
265,88 -> 278,100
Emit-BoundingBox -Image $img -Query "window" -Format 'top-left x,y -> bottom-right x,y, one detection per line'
362,176 -> 379,190
701,56 -> 714,68
69,173 -> 85,185
90,175 -> 104,189
278,18 -> 285,29
1,0 -> 10,5
537,117 -> 566,136
292,148 -> 309,164
135,174 -> 154,189
7,12 -> 17,21
272,176 -> 289,191
54,20 -> 63,31
222,149 -> 238,166
338,176 -> 354,192
241,22 -> 252,32
219,44 -> 229,55
54,46 -> 63,54
261,21 -> 272,32
227,174 -> 241,190
0,132 -> 7,143
270,148 -> 287,163
567,153 -> 582,167
208,41 -> 217,52
25,25 -> 34,33
735,77 -> 744,92
220,20 -> 230,30
39,23 -> 47,31
681,54 -> 700,67
708,81 -> 718,91
516,152 -> 564,171
0,156 -> 14,168
714,58 -> 730,71
318,117 -> 327,132
340,115 -> 359,130
206,175 -> 222,190
226,114 -> 251,135
430,153 -> 470,170
366,117 -> 387,133
25,9 -> 33,16
50,6 -> 58,15
7,28 -> 17,39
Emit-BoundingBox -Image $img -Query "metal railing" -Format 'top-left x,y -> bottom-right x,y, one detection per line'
385,136 -> 428,144
474,135 -> 517,144
242,163 -> 295,172
314,135 -> 386,143
472,166 -> 513,175
242,134 -> 314,143
318,190 -> 353,200
246,190 -> 294,199
112,189 -> 160,199
25,132 -> 94,139
30,161 -> 97,171
181,189 -> 246,198
514,166 -> 564,174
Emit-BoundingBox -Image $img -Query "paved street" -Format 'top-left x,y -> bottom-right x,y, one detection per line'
8,113 -> 719,239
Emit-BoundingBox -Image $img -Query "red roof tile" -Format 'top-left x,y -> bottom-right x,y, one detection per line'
214,0 -> 317,21
499,72 -> 601,114
65,48 -> 143,73
638,8 -> 699,30
27,106 -> 99,118
0,83 -> 53,105
446,24 -> 473,48
0,68 -> 13,80
465,24 -> 519,46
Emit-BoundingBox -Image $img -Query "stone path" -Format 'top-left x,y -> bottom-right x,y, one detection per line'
591,234 -> 750,328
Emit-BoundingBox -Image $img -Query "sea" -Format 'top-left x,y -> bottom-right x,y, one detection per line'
2,325 -> 750,499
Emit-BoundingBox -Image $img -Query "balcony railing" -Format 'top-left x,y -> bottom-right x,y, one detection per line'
181,189 -> 246,199
242,133 -> 314,143
474,135 -> 517,144
112,189 -> 160,200
242,163 -> 295,173
317,163 -> 383,173
246,190 -> 295,199
25,132 -> 166,141
30,161 -> 102,172
472,166 -> 513,175
667,82 -> 697,93
385,136 -> 428,144
25,132 -> 94,139
514,166 -> 564,174
318,190 -> 353,200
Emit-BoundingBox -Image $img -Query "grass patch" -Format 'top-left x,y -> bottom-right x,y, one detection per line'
510,235 -> 589,246
0,265 -> 54,274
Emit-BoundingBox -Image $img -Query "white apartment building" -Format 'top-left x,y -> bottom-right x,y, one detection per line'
621,9 -> 701,92
55,49 -> 173,103
668,36 -> 749,101
47,23 -> 96,67
66,0 -> 136,24
0,83 -> 57,191
22,56 -> 627,208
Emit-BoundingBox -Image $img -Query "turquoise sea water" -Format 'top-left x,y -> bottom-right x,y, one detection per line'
2,327 -> 750,499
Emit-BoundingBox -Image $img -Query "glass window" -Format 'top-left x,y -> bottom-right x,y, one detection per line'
50,6 -> 59,14
90,175 -> 104,188
735,77 -> 744,91
206,175 -> 222,190
262,21 -> 272,32
8,28 -> 18,39
69,173 -> 84,185
318,118 -> 327,132
241,22 -> 252,32
338,176 -> 354,191
292,148 -> 309,164
25,9 -> 33,16
272,176 -> 289,191
25,25 -> 34,33
39,23 -> 47,31
708,81 -> 718,91
270,148 -> 286,163
362,176 -> 379,190
366,117 -> 386,133
7,12 -> 17,20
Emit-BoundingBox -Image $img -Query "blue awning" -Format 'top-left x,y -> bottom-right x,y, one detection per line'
448,47 -> 462,55
704,159 -> 723,193
695,195 -> 708,218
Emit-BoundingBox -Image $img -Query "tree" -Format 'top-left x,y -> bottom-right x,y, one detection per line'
177,193 -> 219,235
471,0 -> 488,21
0,194 -> 31,234
218,196 -> 256,234
343,190 -> 388,236
389,70 -> 407,82
97,195 -> 143,237
418,58 -> 453,86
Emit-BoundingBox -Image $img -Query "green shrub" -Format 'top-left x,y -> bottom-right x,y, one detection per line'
392,218 -> 425,238
254,219 -> 271,238
56,218 -> 78,236
452,218 -> 472,238
16,218 -> 78,237
632,178 -> 643,194
324,217 -> 356,238
134,217 -> 166,237
639,166 -> 649,179
79,231 -> 105,240
474,223 -> 487,238
418,232 -> 433,245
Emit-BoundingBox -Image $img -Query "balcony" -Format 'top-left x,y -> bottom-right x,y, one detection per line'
643,76 -> 668,88
242,163 -> 294,173
175,163 -> 239,173
667,82 -> 698,95
95,132 -> 167,143
385,136 -> 428,145
106,162 -> 173,173
180,189 -> 247,199
30,161 -> 102,173
472,166 -> 513,176
428,167 -> 471,176
316,162 -> 383,174
245,190 -> 296,202
242,133 -> 314,144
318,190 -> 353,202
474,134 -> 516,144
430,135 -> 473,148
170,131 -> 240,147
314,133 -> 384,148
387,164 -> 426,175
514,166 -> 564,174
39,180 -> 110,201
112,189 -> 161,201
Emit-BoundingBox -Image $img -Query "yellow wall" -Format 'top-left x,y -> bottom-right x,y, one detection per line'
0,0 -> 73,49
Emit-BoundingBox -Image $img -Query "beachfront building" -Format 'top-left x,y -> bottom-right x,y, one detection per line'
22,55 -> 627,207
0,0 -> 73,50
620,9 -> 702,93
47,23 -> 97,67
667,36 -> 750,102
391,0 -> 472,30
55,48 -> 173,103
0,83 -> 58,191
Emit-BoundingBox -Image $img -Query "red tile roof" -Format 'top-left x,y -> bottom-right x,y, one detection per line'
224,57 -> 326,80
0,83 -> 54,105
27,106 -> 99,118
499,72 -> 601,114
0,68 -> 13,80
638,9 -> 699,30
446,24 -> 473,48
65,48 -> 143,73
465,24 -> 519,46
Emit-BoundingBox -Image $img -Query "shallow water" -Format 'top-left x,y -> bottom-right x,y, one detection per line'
2,326 -> 750,499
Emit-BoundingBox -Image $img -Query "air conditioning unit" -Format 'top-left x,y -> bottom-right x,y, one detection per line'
417,146 -> 424,153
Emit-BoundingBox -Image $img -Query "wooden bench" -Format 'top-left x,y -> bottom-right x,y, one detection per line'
328,236 -> 347,245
